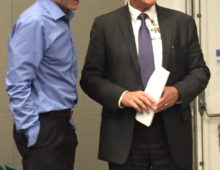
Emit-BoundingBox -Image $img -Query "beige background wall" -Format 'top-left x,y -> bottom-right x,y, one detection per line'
0,0 -> 15,167
0,0 -> 123,169
1,1 -> 220,170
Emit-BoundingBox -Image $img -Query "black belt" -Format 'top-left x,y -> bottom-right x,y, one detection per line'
40,109 -> 72,118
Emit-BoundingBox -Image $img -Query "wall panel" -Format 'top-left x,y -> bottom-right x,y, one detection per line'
0,0 -> 14,167
73,1 -> 123,169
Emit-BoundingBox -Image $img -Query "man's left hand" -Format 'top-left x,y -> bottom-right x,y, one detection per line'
155,86 -> 179,113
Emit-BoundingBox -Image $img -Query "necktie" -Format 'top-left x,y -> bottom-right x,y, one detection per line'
138,13 -> 155,87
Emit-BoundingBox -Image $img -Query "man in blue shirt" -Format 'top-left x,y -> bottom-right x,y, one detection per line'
6,0 -> 79,170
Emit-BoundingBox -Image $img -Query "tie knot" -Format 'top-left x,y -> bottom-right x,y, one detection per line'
138,13 -> 148,21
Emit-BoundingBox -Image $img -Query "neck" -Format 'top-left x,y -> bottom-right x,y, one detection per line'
53,0 -> 68,13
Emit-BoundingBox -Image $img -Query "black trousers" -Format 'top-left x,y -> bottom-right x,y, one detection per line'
109,114 -> 190,170
13,110 -> 78,170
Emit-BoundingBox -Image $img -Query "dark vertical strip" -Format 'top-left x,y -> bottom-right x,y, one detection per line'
191,0 -> 195,18
218,124 -> 220,152
188,1 -> 199,170
198,0 -> 202,45
192,100 -> 198,170
185,0 -> 188,14
197,1 -> 205,169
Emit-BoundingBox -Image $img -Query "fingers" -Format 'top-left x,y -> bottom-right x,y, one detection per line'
121,91 -> 155,113
155,86 -> 179,113
128,100 -> 148,113
121,86 -> 179,113
155,100 -> 170,113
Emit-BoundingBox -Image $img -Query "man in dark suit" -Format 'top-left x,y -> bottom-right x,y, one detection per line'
80,0 -> 210,170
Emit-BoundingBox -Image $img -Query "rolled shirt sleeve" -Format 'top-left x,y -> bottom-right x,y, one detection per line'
6,18 -> 44,147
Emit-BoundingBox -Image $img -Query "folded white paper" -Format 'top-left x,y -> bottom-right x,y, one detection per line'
135,67 -> 170,127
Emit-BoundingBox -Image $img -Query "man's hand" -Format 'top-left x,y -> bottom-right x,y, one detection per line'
121,91 -> 156,113
155,86 -> 179,113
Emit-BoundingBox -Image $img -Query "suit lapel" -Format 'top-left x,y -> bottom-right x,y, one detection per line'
156,5 -> 172,69
117,6 -> 140,73
116,5 -> 173,72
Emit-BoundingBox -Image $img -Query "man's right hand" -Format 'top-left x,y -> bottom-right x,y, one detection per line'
121,91 -> 156,113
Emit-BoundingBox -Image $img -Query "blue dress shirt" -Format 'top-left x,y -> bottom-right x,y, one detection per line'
6,0 -> 78,147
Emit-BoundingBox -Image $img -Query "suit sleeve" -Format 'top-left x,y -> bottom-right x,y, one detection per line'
80,18 -> 126,112
173,17 -> 210,108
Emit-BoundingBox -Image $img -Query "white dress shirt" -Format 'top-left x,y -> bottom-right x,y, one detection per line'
129,2 -> 163,69
118,2 -> 163,108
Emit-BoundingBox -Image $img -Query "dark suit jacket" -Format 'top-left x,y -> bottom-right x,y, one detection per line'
80,4 -> 210,169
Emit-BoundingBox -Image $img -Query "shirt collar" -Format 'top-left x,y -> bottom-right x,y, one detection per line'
128,0 -> 157,22
38,0 -> 74,21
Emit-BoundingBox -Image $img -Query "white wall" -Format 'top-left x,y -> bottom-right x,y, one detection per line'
201,0 -> 220,115
196,0 -> 220,170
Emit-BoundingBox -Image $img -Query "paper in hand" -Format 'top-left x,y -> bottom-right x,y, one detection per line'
135,66 -> 170,127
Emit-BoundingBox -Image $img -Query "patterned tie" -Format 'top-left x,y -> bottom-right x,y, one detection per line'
138,13 -> 155,88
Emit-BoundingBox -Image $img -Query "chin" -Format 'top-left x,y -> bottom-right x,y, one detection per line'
69,5 -> 78,10
71,3 -> 79,10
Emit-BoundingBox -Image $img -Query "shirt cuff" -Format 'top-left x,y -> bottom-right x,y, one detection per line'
176,99 -> 182,104
69,118 -> 76,130
24,122 -> 40,147
118,91 -> 129,109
